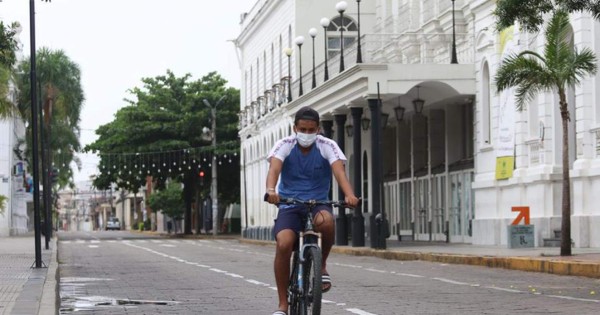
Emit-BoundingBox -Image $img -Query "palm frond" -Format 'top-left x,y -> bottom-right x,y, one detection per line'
564,47 -> 598,88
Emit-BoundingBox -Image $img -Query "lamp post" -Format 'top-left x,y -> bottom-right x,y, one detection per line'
309,28 -> 318,89
320,18 -> 330,81
336,1 -> 348,72
295,36 -> 305,97
284,47 -> 293,102
203,95 -> 226,235
29,0 -> 46,268
356,0 -> 363,63
451,0 -> 458,64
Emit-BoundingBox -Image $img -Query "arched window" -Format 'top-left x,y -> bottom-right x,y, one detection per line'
326,15 -> 358,59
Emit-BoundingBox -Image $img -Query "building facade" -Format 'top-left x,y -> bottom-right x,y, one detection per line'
236,0 -> 600,248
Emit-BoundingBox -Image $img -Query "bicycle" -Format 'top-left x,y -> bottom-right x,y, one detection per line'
275,198 -> 349,315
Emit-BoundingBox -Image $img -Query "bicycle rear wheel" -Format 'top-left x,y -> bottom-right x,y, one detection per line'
302,246 -> 322,315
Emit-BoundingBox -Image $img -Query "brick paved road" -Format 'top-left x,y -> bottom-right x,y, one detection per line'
58,231 -> 600,315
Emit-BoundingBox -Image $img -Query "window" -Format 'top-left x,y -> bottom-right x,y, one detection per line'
326,15 -> 358,59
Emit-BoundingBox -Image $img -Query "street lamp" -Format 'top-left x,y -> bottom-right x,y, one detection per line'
29,0 -> 54,268
336,1 -> 348,72
284,47 -> 293,102
203,95 -> 226,235
451,0 -> 458,64
295,36 -> 305,97
356,0 -> 363,63
309,28 -> 318,89
320,18 -> 330,82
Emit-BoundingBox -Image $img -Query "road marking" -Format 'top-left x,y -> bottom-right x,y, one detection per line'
160,244 -> 176,247
90,240 -> 100,244
432,277 -> 478,286
395,273 -> 425,278
545,294 -> 600,303
246,279 -> 270,286
346,308 -> 378,315
485,286 -> 522,293
122,241 -> 379,314
365,268 -> 387,273
88,245 -> 99,248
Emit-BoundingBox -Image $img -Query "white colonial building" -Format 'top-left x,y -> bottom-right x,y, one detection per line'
236,0 -> 600,248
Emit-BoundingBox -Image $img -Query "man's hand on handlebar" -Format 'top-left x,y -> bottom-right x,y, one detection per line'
264,191 -> 280,204
345,195 -> 360,208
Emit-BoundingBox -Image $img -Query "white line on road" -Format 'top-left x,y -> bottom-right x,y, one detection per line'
88,245 -> 99,248
122,241 -> 380,314
346,308 -> 379,315
394,273 -> 425,278
545,294 -> 600,303
432,277 -> 479,287
485,286 -> 523,293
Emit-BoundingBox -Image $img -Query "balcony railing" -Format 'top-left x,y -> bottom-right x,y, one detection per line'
240,31 -> 473,130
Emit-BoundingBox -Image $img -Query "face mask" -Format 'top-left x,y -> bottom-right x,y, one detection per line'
296,132 -> 317,147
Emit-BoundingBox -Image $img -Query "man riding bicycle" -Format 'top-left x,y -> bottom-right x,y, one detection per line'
265,106 -> 359,315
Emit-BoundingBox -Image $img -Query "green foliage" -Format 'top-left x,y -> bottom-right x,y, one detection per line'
0,21 -> 20,120
495,0 -> 600,32
85,70 -> 241,205
495,9 -> 597,108
0,21 -> 19,68
14,47 -> 85,189
147,183 -> 185,220
0,194 -> 7,215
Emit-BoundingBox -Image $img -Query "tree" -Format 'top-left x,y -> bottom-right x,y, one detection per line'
495,9 -> 597,256
85,70 -> 240,234
147,183 -> 185,232
0,21 -> 20,119
495,0 -> 600,31
15,47 -> 85,189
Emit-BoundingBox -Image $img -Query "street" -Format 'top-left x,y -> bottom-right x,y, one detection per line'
58,231 -> 600,315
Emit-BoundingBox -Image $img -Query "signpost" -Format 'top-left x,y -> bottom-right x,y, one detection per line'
508,206 -> 534,248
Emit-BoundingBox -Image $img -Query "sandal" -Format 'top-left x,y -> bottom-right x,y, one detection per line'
322,273 -> 332,293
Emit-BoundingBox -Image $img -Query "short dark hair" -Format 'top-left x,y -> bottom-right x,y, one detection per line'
294,106 -> 320,125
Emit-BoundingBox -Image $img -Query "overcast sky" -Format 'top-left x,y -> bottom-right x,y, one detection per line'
0,0 -> 253,183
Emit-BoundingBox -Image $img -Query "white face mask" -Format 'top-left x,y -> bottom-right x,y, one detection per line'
296,132 -> 317,147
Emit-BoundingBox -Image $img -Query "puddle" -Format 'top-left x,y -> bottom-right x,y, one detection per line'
60,277 -> 178,313
60,295 -> 179,313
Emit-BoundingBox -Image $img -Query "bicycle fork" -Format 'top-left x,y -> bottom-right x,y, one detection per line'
297,231 -> 321,295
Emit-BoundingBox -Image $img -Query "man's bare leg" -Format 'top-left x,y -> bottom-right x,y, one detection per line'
274,229 -> 296,312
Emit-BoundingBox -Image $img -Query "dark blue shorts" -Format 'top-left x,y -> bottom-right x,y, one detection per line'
273,204 -> 332,238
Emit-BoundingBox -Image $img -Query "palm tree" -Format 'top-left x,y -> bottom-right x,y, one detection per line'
495,9 -> 597,256
16,47 -> 85,188
0,21 -> 20,120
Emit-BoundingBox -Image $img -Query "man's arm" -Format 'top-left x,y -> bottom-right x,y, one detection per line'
265,157 -> 283,204
331,160 -> 359,207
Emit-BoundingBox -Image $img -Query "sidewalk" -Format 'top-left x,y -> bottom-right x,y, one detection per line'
0,235 -> 58,315
240,238 -> 600,279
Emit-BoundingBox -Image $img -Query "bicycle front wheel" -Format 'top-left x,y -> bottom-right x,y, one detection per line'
302,246 -> 322,315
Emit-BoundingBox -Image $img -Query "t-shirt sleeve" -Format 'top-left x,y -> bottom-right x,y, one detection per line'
316,136 -> 347,165
267,137 -> 294,163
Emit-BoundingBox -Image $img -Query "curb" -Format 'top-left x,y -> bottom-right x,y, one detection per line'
38,237 -> 58,315
239,239 -> 600,279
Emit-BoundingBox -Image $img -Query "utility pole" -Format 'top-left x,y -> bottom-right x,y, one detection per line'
203,96 -> 226,235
